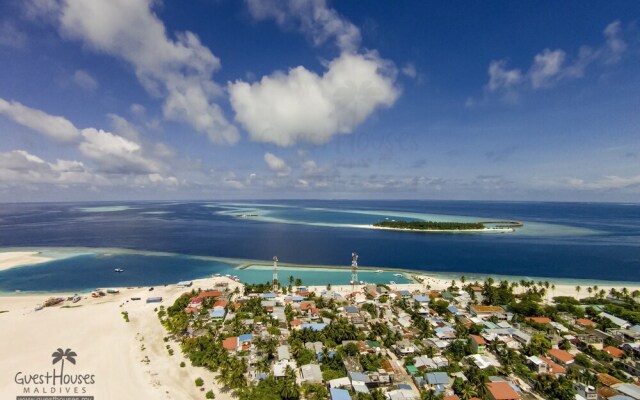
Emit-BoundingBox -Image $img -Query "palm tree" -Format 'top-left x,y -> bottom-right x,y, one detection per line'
460,383 -> 478,400
587,287 -> 593,297
51,348 -> 77,376
575,286 -> 581,297
460,276 -> 466,285
295,278 -> 302,288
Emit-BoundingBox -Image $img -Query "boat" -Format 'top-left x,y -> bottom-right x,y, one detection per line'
390,281 -> 396,285
393,273 -> 403,277
72,295 -> 81,303
34,304 -> 43,311
106,289 -> 119,294
114,268 -> 124,273
375,270 -> 383,273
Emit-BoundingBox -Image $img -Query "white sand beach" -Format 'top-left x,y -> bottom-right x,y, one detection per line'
0,251 -> 52,272
0,277 -> 241,400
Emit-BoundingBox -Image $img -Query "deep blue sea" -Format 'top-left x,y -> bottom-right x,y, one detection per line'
0,200 -> 639,292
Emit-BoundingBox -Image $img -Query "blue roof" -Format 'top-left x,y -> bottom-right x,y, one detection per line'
291,295 -> 304,301
349,372 -> 370,383
399,290 -> 412,296
301,323 -> 327,331
239,333 -> 253,342
262,293 -> 277,298
447,305 -> 459,313
398,384 -> 412,390
426,372 -> 449,385
345,306 -> 358,313
210,309 -> 226,318
414,295 -> 430,302
330,388 -> 351,400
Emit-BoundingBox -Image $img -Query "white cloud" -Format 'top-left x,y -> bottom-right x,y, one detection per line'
486,60 -> 522,92
229,51 -> 399,146
0,97 -> 80,141
107,113 -> 141,141
79,128 -> 161,174
401,63 -> 417,79
529,49 -> 566,89
264,152 -> 291,176
0,150 -> 95,186
37,0 -> 238,144
245,0 -> 361,52
568,175 -> 640,190
72,69 -> 98,90
485,20 -> 629,95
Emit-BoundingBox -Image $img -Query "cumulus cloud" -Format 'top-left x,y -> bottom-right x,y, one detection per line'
0,150 -> 94,186
34,0 -> 238,144
0,97 -> 80,141
79,128 -> 162,174
245,0 -> 361,52
264,152 -> 291,176
485,20 -> 629,95
229,52 -> 399,146
72,69 -> 98,90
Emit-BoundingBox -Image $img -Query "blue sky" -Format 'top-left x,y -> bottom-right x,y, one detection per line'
0,0 -> 639,202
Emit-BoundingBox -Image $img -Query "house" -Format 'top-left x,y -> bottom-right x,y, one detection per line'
539,356 -> 566,375
300,364 -> 323,383
425,372 -> 451,394
330,387 -> 352,400
547,349 -> 575,366
469,305 -> 507,320
209,307 -> 226,321
273,360 -> 297,378
222,336 -> 239,351
576,318 -> 597,328
485,382 -> 521,400
301,323 -> 327,332
277,344 -> 291,361
469,335 -> 487,354
574,382 -> 597,400
604,346 -> 626,358
526,317 -> 552,325
527,356 -> 549,374
599,312 -> 631,329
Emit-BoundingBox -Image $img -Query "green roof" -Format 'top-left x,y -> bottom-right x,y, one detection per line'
406,365 -> 418,374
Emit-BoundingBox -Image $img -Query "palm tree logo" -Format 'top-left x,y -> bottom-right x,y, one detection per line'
52,348 -> 77,375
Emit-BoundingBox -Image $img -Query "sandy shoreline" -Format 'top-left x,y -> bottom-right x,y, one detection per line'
0,251 -> 52,272
0,276 -> 241,400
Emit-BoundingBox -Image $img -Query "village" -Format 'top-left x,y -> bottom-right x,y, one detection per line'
158,256 -> 640,400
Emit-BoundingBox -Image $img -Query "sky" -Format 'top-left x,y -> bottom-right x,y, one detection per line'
0,0 -> 639,203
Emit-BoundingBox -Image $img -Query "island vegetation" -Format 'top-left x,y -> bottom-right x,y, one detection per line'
373,220 -> 485,230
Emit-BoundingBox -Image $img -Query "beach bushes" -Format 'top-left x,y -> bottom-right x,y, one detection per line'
205,390 -> 215,399
121,311 -> 129,322
195,377 -> 204,387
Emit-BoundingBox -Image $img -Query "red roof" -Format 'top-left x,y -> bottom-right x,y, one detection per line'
444,396 -> 460,400
526,317 -> 552,324
548,349 -> 575,364
470,334 -> 486,345
486,382 -> 520,400
576,318 -> 597,327
213,300 -> 228,308
540,356 -> 566,375
198,290 -> 222,298
603,346 -> 625,358
189,297 -> 203,304
300,302 -> 314,311
290,319 -> 302,326
222,336 -> 238,351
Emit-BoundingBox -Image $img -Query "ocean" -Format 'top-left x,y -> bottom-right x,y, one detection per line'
0,200 -> 638,292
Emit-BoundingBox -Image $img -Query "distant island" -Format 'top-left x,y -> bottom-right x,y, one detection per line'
372,220 -> 523,233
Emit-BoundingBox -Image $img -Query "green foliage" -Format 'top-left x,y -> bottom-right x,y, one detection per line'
373,220 -> 484,230
195,377 -> 204,387
205,390 -> 215,399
